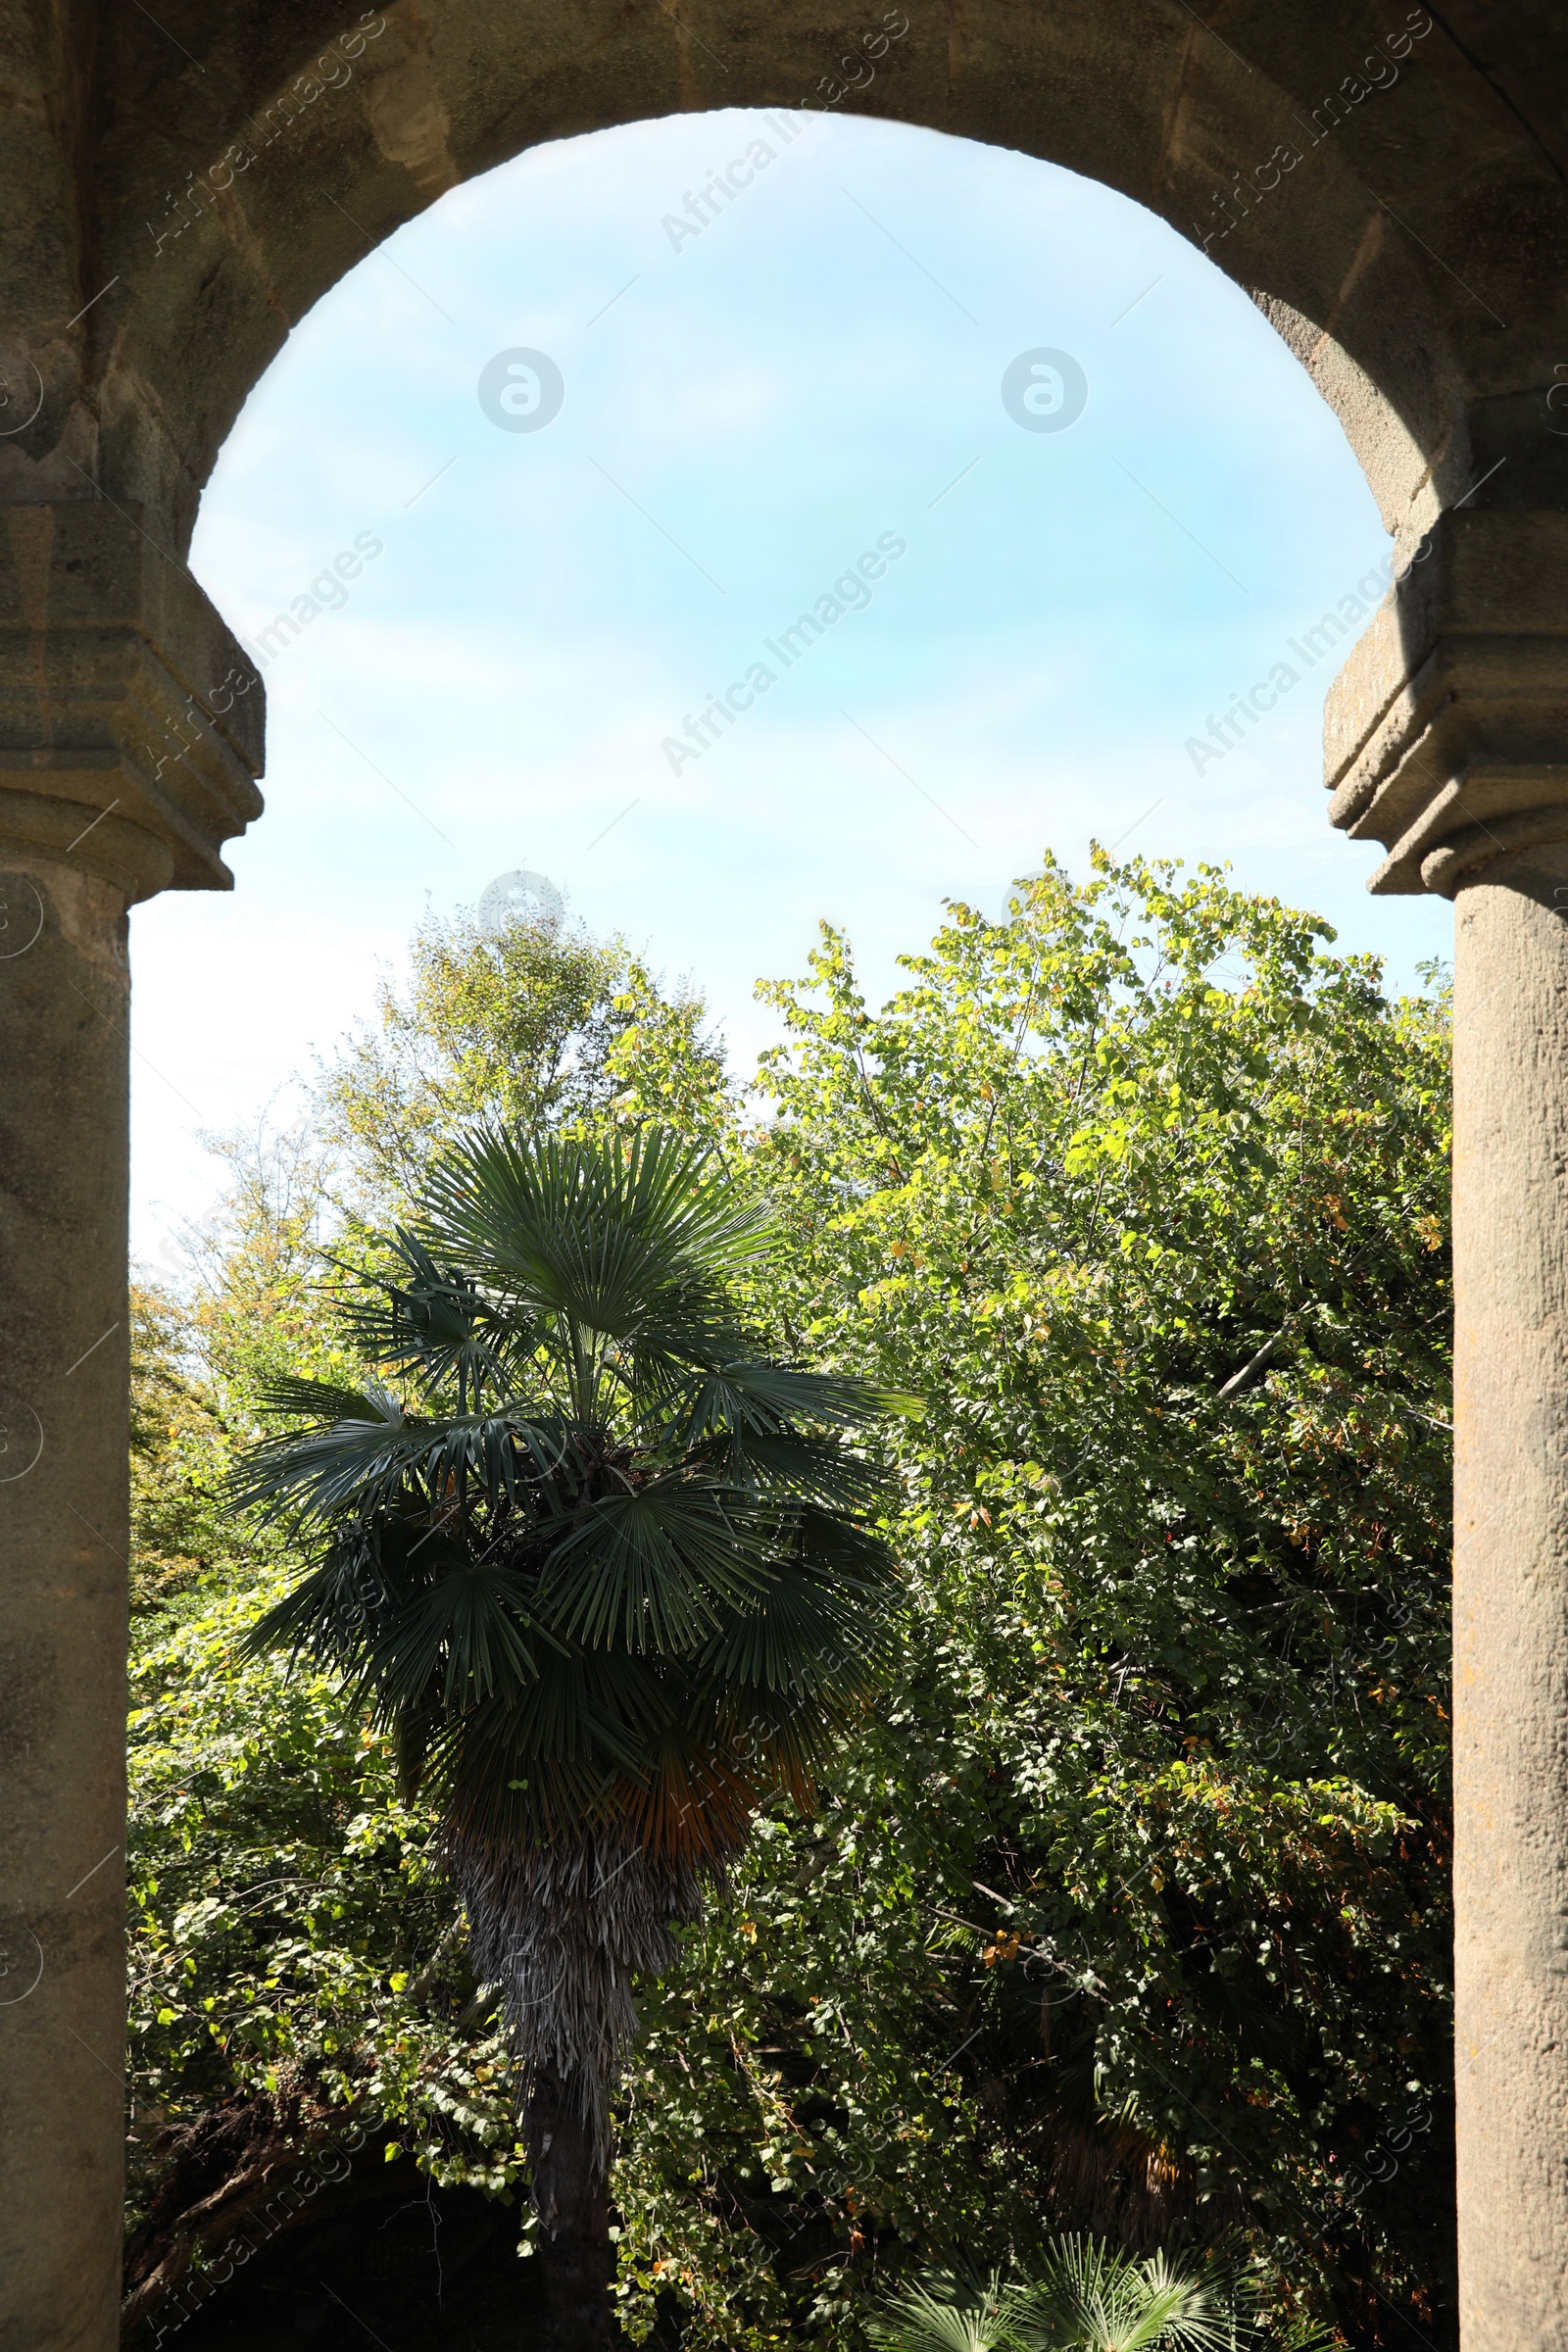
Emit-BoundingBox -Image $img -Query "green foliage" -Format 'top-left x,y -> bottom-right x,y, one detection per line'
314,906 -> 734,1222
123,857 -> 1453,2352
125,1575 -> 523,2227
129,1283 -> 244,1612
867,2270 -> 1037,2352
608,855 -> 1451,2349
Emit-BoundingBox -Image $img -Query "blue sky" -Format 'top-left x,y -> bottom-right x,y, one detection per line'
130,106 -> 1450,1265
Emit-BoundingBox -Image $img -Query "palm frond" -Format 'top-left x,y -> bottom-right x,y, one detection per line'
661,1356 -> 921,1445
358,1537 -> 541,1714
327,1227 -> 523,1401
866,2272 -> 1035,2352
229,1390 -> 577,1528
418,1126 -> 772,1343
868,2243 -> 1282,2352
224,1375 -> 413,1523
537,1478 -> 773,1650
704,1426 -> 891,1515
239,1538 -> 388,1673
663,1391 -> 902,1504
1014,2240 -> 1250,2352
696,1557 -> 895,1698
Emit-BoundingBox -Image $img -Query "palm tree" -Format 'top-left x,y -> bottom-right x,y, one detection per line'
227,1125 -> 906,2349
864,2269 -> 1043,2352
866,2237 -> 1293,2352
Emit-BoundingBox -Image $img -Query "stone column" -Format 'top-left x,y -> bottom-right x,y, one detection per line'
0,501 -> 262,2352
1327,507 -> 1568,2352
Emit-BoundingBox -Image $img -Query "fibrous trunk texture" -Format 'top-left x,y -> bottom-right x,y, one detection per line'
447,1831 -> 709,2346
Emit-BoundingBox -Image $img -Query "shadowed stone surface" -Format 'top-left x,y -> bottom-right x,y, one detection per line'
0,858 -> 132,2352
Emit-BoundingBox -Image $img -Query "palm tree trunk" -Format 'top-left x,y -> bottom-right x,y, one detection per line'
448,1828 -> 710,2348
524,2061 -> 620,2350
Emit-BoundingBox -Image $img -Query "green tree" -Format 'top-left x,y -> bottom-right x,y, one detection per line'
128,1282 -> 238,1610
315,906 -> 733,1220
606,852 -> 1450,2350
182,1122 -> 347,1407
225,1126 -> 906,2349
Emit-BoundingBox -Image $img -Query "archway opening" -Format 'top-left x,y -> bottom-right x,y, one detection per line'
130,107 -> 1447,1254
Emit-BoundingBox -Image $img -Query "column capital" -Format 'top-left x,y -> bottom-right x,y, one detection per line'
1325,510 -> 1568,899
0,500 -> 263,903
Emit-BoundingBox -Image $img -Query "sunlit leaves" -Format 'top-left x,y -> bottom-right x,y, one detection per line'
673,849 -> 1456,2346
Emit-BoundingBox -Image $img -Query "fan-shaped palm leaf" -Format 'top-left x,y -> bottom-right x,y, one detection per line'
870,2240 -> 1306,2352
866,2271 -> 1039,2352
1017,2238 -> 1242,2352
419,1125 -> 769,1354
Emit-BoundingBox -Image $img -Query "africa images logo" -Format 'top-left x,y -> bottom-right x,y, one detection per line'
477,350 -> 566,433
660,532 -> 908,774
1001,349 -> 1089,434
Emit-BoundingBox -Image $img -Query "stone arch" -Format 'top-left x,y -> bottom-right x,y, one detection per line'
10,0 -> 1559,911
7,11 -> 1568,2352
15,1 -> 1533,556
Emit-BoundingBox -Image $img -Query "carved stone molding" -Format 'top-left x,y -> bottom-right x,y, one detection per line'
1325,511 -> 1568,900
0,501 -> 264,902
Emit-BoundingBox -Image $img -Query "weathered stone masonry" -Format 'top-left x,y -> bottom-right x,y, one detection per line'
3,6 -> 1568,2346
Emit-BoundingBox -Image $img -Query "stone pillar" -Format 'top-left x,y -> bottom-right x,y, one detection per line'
0,501 -> 262,2352
1449,848 -> 1568,2352
1327,508 -> 1568,2352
